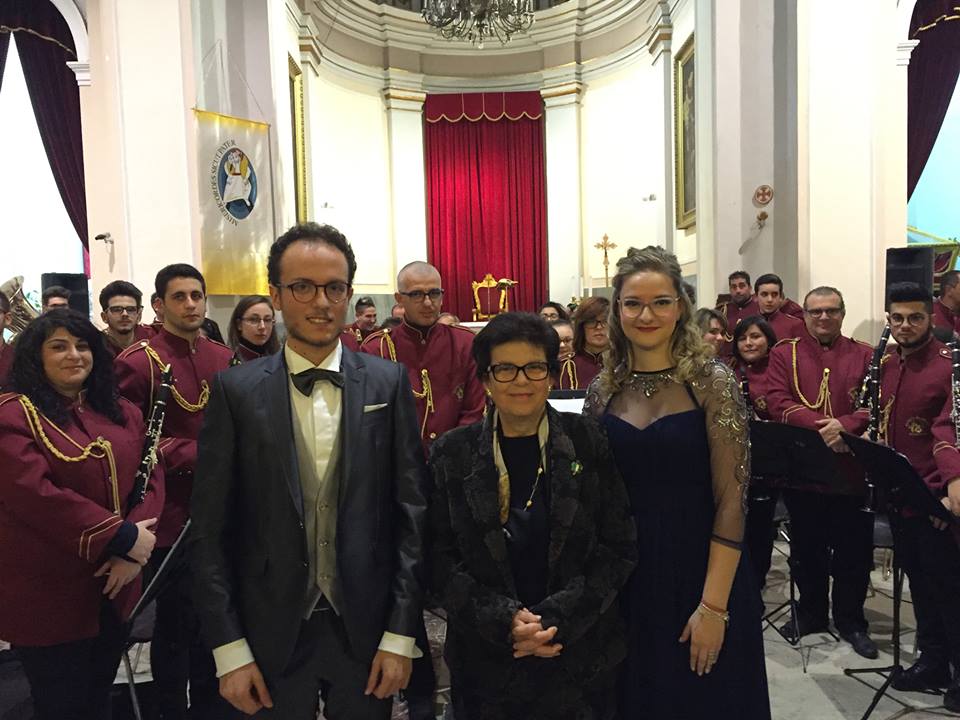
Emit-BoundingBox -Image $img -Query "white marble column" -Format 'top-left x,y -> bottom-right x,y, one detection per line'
647,1 -> 675,254
541,82 -> 584,304
383,87 -> 429,276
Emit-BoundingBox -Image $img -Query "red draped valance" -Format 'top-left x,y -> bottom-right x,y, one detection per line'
424,91 -> 543,123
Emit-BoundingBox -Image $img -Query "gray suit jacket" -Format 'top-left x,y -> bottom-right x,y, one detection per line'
189,345 -> 427,680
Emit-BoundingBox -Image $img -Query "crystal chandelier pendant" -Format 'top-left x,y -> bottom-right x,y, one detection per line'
421,0 -> 534,46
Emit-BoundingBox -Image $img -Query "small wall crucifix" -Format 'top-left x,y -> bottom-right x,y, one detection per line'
594,234 -> 618,288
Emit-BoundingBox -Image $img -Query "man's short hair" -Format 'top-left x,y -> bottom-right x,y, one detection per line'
98,280 -> 143,311
355,296 -> 375,314
941,270 -> 960,293
155,264 -> 206,299
267,222 -> 357,287
803,286 -> 845,313
42,285 -> 71,304
887,281 -> 933,312
754,273 -> 783,294
728,271 -> 751,286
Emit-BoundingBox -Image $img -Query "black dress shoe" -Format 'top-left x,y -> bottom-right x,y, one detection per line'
944,676 -> 960,714
779,616 -> 829,642
840,630 -> 879,659
891,657 -> 951,692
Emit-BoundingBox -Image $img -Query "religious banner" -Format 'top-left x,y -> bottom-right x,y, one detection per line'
194,109 -> 275,294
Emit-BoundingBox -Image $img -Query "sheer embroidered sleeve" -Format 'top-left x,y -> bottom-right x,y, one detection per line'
582,376 -> 610,419
690,360 -> 750,549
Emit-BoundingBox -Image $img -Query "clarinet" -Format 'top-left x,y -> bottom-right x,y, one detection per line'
739,365 -> 754,415
126,364 -> 174,513
858,325 -> 890,513
952,340 -> 960,449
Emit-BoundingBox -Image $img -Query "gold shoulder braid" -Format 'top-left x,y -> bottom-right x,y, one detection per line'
18,396 -> 121,514
413,369 -> 435,438
380,330 -> 398,363
560,357 -> 578,389
144,344 -> 209,412
791,342 -> 833,416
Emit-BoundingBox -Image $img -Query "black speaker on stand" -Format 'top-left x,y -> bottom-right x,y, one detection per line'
41,272 -> 90,316
885,247 -> 934,303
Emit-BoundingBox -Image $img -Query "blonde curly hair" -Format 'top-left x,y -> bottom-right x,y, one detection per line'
599,245 -> 714,396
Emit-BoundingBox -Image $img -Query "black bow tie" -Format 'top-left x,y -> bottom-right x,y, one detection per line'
291,368 -> 344,396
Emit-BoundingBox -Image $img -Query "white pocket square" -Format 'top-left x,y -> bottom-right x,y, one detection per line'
363,403 -> 388,413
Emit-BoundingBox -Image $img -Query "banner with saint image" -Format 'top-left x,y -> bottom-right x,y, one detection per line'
194,109 -> 275,294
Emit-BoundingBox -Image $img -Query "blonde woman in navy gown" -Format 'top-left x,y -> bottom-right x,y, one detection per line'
584,246 -> 770,719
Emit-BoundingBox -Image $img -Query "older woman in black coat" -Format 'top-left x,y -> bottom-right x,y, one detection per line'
427,312 -> 637,720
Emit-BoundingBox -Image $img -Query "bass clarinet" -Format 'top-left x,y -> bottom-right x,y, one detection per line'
126,363 -> 174,512
863,325 -> 891,441
952,340 -> 960,448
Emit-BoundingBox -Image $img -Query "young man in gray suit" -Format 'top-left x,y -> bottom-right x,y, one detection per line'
190,223 -> 428,718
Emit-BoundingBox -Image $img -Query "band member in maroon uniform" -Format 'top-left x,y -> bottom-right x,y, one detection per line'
361,261 -> 485,453
877,283 -> 960,710
695,308 -> 727,358
754,274 -> 804,342
732,316 -> 779,589
228,295 -> 280,363
716,271 -> 760,357
765,286 -> 877,658
933,270 -> 960,338
0,291 -> 12,390
99,280 -> 154,359
115,263 -> 234,720
0,310 -> 163,720
346,295 -> 379,345
570,297 -> 609,389
551,318 -> 578,389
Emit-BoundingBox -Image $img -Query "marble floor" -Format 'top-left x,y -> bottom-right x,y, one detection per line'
2,543 -> 957,720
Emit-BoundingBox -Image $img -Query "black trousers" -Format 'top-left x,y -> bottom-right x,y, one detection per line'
254,608 -> 393,720
15,603 -> 125,720
744,484 -> 781,591
148,548 -> 237,720
896,516 -> 960,669
782,490 -> 874,634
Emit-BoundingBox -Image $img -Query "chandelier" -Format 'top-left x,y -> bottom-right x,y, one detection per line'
421,0 -> 535,47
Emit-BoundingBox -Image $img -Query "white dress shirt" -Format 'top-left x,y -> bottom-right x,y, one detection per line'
213,341 -> 420,678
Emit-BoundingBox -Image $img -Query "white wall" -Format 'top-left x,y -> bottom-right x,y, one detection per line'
307,72 -> 395,292
580,58 -> 663,289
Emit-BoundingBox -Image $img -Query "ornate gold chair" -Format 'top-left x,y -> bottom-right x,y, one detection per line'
471,273 -> 517,321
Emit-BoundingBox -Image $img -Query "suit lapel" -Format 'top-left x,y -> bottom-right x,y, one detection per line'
340,347 -> 365,508
544,407 -> 581,578
463,412 -> 516,596
262,352 -> 304,519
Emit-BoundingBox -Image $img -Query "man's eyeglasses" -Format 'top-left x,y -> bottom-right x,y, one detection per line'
242,316 -> 275,327
620,297 -> 680,319
397,289 -> 444,303
805,307 -> 843,318
107,306 -> 140,316
276,280 -> 350,304
488,362 -> 551,383
888,312 -> 928,327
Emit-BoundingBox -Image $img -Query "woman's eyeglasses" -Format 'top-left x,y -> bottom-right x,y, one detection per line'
488,362 -> 550,383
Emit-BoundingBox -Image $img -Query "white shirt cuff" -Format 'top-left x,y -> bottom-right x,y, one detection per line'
212,638 -> 256,678
378,631 -> 423,659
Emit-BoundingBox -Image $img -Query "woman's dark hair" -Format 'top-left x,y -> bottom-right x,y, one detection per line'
267,222 -> 357,287
572,296 -> 610,354
228,295 -> 279,354
11,309 -> 123,426
538,301 -> 570,321
472,312 -> 560,380
731,315 -> 778,364
200,318 -> 225,344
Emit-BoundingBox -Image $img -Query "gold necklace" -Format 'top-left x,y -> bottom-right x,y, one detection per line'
627,369 -> 677,398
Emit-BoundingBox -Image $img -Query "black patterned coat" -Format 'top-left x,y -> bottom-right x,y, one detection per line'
427,406 -> 637,719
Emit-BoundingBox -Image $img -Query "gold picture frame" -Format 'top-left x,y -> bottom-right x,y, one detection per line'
288,55 -> 308,224
674,35 -> 696,229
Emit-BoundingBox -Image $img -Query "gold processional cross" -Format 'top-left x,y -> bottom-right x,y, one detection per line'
594,234 -> 618,288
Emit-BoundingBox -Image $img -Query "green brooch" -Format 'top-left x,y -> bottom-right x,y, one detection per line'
571,460 -> 583,475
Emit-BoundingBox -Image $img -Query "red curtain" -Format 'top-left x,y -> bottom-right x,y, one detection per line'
425,92 -> 547,320
908,1 -> 960,198
1,2 -> 88,250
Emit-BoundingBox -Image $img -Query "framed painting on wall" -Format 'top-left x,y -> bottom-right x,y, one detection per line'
674,35 -> 696,229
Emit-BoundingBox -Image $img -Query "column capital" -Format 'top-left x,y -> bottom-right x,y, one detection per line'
645,0 -> 673,61
382,87 -> 426,112
895,39 -> 920,67
541,82 -> 583,109
67,61 -> 90,87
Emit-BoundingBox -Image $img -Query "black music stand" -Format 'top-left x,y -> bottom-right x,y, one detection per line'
121,520 -> 192,720
751,421 -> 844,667
841,433 -> 953,720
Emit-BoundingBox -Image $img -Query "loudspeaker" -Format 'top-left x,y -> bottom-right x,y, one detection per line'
41,272 -> 90,315
885,247 -> 934,305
